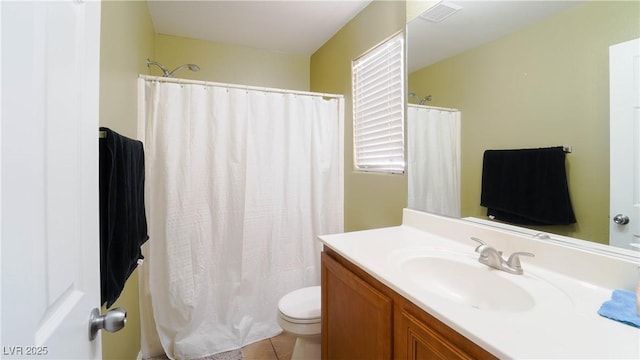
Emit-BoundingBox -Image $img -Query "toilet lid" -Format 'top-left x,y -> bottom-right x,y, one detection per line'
278,286 -> 321,322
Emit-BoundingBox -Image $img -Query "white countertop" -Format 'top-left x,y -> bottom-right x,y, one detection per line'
319,209 -> 640,359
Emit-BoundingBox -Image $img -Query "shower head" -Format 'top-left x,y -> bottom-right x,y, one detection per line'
146,58 -> 200,78
168,63 -> 200,77
408,92 -> 432,105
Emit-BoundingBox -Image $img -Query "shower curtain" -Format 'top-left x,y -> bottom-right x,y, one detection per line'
407,104 -> 461,217
137,78 -> 344,359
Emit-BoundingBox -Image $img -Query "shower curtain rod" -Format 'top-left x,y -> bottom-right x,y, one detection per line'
139,75 -> 344,99
408,103 -> 459,112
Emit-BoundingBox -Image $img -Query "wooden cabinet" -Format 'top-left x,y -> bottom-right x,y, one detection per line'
321,251 -> 393,360
399,310 -> 469,360
321,248 -> 496,360
395,301 -> 493,360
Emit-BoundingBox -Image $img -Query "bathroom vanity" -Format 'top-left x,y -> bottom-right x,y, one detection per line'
319,209 -> 640,359
322,248 -> 494,359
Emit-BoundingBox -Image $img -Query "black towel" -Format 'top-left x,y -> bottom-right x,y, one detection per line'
480,146 -> 576,226
99,127 -> 149,308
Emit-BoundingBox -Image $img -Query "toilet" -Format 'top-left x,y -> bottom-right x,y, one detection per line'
277,286 -> 321,360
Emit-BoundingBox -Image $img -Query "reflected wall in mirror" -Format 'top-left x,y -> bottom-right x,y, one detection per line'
407,1 -> 640,248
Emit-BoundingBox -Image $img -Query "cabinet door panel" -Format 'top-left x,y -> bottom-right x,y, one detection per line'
401,311 -> 473,360
321,252 -> 393,360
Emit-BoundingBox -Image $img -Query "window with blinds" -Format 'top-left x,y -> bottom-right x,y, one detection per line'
352,32 -> 405,174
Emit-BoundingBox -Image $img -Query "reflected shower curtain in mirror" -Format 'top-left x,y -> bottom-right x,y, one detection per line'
407,105 -> 461,217
136,78 -> 344,359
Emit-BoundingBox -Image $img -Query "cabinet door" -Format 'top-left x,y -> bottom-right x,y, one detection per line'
321,252 -> 393,360
398,311 -> 475,360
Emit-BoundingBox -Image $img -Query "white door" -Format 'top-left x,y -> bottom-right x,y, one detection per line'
1,1 -> 102,358
610,37 -> 640,250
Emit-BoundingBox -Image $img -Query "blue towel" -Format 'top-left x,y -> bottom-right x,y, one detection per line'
598,289 -> 640,328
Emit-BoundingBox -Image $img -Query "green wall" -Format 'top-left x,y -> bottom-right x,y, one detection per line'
311,0 -> 408,232
408,1 -> 640,244
99,1 -> 155,359
155,34 -> 310,90
100,0 -> 156,137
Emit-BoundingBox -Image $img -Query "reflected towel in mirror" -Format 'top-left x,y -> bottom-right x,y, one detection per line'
480,146 -> 576,226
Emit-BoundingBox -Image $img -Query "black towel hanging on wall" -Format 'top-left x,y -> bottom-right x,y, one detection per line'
480,146 -> 576,226
99,127 -> 149,308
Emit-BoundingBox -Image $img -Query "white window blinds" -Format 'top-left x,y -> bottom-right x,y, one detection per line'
352,32 -> 405,174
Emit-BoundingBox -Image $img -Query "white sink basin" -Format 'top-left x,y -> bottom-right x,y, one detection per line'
400,256 -> 535,312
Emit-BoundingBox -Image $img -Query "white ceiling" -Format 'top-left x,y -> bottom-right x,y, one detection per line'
146,0 -> 373,56
408,1 -> 584,73
146,1 -> 585,71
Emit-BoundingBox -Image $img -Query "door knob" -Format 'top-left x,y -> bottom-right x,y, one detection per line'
88,307 -> 127,341
613,214 -> 630,225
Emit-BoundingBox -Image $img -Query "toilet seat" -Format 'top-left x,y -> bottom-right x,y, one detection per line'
277,286 -> 321,324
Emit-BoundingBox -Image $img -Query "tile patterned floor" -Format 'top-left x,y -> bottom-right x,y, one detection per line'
241,332 -> 296,360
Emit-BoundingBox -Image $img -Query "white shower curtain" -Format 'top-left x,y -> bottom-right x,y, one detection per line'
407,104 -> 461,217
136,78 -> 344,359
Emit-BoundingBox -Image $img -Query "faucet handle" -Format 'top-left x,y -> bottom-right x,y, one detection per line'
470,237 -> 487,253
506,252 -> 535,271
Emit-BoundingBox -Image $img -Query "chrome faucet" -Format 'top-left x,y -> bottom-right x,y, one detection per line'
470,237 -> 534,275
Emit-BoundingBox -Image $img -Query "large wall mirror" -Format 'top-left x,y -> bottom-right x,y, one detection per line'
407,1 -> 639,250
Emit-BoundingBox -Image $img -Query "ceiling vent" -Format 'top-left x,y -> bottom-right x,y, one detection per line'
419,1 -> 463,23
